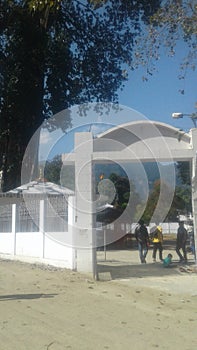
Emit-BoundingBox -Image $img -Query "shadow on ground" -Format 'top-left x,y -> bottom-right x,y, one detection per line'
0,293 -> 58,301
97,261 -> 183,280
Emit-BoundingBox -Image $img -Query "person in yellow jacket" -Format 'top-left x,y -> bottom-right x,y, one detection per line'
151,225 -> 163,262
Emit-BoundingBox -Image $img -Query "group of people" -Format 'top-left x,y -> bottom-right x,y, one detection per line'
134,219 -> 190,266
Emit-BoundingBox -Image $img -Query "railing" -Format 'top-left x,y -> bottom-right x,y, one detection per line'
0,197 -> 69,233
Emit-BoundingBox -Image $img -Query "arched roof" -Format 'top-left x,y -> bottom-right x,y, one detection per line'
96,120 -> 191,146
62,120 -> 195,164
92,120 -> 194,162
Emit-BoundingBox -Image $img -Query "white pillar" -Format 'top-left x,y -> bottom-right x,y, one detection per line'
12,203 -> 17,255
68,195 -> 77,270
74,132 -> 97,277
191,129 -> 197,263
39,199 -> 45,258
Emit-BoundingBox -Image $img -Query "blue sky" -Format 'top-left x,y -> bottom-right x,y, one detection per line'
39,39 -> 196,161
118,40 -> 196,131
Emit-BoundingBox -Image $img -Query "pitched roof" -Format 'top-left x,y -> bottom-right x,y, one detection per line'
0,179 -> 74,203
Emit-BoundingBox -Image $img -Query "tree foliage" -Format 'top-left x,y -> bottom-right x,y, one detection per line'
109,173 -> 130,208
43,154 -> 63,184
141,178 -> 192,223
176,161 -> 191,185
174,185 -> 192,215
136,0 -> 197,86
0,0 -> 161,191
96,171 -> 141,223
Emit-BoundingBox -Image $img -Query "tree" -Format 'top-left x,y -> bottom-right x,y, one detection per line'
109,173 -> 131,208
176,161 -> 191,185
172,185 -> 192,218
96,171 -> 141,223
109,173 -> 141,221
0,0 -> 161,191
141,178 -> 192,223
60,164 -> 75,191
43,155 -> 63,184
136,0 -> 197,86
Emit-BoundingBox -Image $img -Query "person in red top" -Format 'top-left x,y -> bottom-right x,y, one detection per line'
176,221 -> 188,262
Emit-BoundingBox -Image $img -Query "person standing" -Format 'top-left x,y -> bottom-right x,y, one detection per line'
151,225 -> 163,262
135,219 -> 150,263
176,221 -> 188,262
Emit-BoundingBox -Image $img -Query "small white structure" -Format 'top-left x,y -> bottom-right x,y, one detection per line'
0,179 -> 76,269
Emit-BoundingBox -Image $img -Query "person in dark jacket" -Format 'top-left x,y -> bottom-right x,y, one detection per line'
135,219 -> 150,263
176,221 -> 188,262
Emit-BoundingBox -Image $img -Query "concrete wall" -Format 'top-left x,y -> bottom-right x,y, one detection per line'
0,199 -> 75,269
0,231 -> 75,269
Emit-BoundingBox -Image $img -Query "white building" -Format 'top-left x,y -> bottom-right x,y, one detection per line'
1,120 -> 197,277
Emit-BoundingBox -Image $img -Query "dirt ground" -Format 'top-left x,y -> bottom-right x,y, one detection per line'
0,243 -> 197,350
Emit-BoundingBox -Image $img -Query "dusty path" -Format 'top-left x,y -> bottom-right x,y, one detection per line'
0,250 -> 197,350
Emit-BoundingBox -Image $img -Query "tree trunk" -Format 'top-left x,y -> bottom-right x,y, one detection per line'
1,122 -> 41,192
0,13 -> 46,192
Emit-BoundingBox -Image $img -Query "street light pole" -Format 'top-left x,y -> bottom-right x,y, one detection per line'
172,112 -> 197,128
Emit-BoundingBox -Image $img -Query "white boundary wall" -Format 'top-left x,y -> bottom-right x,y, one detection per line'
0,198 -> 76,269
